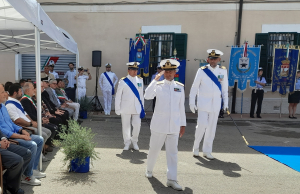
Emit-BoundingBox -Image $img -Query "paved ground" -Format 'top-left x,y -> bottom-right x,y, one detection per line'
22,112 -> 300,194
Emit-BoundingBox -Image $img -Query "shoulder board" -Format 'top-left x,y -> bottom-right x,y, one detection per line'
156,81 -> 164,85
175,81 -> 184,87
220,66 -> 227,70
121,77 -> 126,80
138,76 -> 143,79
200,66 -> 207,70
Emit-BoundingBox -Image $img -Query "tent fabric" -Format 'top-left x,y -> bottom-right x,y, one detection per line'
0,0 -> 78,54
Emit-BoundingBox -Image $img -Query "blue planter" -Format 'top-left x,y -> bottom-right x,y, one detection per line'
69,157 -> 90,173
79,110 -> 88,119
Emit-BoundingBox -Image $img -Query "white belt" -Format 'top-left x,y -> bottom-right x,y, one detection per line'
256,88 -> 263,90
78,86 -> 86,89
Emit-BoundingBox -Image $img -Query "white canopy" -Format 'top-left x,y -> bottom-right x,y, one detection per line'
0,0 -> 79,170
0,0 -> 78,54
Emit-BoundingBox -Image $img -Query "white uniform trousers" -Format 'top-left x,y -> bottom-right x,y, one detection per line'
66,102 -> 80,121
193,111 -> 219,153
77,87 -> 86,101
147,131 -> 179,181
103,90 -> 112,114
121,114 -> 141,145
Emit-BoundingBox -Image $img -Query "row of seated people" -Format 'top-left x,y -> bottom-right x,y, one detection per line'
0,78 -> 80,194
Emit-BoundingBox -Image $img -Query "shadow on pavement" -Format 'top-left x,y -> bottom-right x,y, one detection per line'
194,156 -> 242,178
148,177 -> 193,194
116,150 -> 147,164
51,171 -> 97,187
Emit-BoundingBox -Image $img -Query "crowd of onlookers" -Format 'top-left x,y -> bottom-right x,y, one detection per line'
0,74 -> 81,194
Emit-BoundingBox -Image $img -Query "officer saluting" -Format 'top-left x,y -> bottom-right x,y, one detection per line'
144,59 -> 186,191
189,49 -> 228,160
115,62 -> 145,151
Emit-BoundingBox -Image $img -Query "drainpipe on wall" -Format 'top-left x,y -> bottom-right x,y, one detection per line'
231,0 -> 244,113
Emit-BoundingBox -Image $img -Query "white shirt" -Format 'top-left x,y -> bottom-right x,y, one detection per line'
99,71 -> 118,91
64,70 -> 77,88
115,75 -> 144,114
189,64 -> 229,113
5,97 -> 31,122
77,75 -> 89,88
145,79 -> 186,134
50,70 -> 59,79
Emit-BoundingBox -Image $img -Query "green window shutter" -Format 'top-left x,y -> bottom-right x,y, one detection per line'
174,33 -> 188,59
255,33 -> 268,71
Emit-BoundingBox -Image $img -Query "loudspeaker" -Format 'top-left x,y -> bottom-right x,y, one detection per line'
92,51 -> 102,67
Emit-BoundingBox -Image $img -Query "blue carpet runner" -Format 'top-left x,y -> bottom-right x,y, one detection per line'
249,146 -> 300,172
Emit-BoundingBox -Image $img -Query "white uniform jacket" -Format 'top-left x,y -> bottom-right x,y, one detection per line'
145,79 -> 186,134
189,65 -> 228,113
115,75 -> 144,115
99,72 -> 118,92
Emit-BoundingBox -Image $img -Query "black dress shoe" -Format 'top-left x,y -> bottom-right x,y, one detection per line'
257,115 -> 262,118
250,115 -> 255,118
293,116 -> 297,119
7,188 -> 24,194
289,116 -> 293,119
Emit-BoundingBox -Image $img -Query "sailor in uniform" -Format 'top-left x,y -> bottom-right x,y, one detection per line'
115,62 -> 145,150
99,63 -> 118,115
189,49 -> 228,160
250,67 -> 266,118
144,59 -> 186,191
75,66 -> 92,100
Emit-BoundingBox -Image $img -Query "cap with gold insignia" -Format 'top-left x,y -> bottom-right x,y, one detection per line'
105,63 -> 112,68
78,66 -> 84,70
159,59 -> 180,70
207,49 -> 223,59
126,62 -> 140,69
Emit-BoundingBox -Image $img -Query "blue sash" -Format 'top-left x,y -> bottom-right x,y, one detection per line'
104,72 -> 115,95
203,68 -> 222,92
122,77 -> 145,119
5,100 -> 25,114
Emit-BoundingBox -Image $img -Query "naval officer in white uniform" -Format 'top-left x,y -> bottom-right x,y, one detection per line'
189,49 -> 228,160
144,59 -> 186,191
115,62 -> 144,150
99,63 -> 118,115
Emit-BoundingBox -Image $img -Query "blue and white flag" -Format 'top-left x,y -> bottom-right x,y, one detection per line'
271,46 -> 299,95
228,45 -> 261,92
129,38 -> 150,77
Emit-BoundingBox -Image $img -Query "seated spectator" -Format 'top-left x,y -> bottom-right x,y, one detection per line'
45,79 -> 75,118
0,84 -> 44,186
0,130 -> 31,194
56,79 -> 81,123
41,66 -> 55,80
20,82 -> 57,154
5,83 -> 52,161
41,79 -> 69,126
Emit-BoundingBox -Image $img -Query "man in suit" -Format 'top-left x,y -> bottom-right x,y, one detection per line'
115,62 -> 144,151
0,130 -> 31,194
45,79 -> 74,118
189,49 -> 229,160
41,79 -> 69,125
20,82 -> 57,152
144,59 -> 186,191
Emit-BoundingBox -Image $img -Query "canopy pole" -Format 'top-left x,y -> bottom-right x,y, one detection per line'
76,49 -> 79,102
35,27 -> 42,170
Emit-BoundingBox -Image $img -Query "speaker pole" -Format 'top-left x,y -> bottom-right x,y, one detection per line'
89,66 -> 103,112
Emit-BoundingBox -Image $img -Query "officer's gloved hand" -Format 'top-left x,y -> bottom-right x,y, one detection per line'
190,104 -> 197,114
224,107 -> 230,115
115,110 -> 121,115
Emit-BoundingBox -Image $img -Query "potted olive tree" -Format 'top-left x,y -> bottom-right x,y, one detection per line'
54,120 -> 99,173
79,96 -> 92,119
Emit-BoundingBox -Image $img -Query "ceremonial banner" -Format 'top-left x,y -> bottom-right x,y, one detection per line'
228,45 -> 261,92
129,38 -> 150,77
174,59 -> 186,85
271,45 -> 300,95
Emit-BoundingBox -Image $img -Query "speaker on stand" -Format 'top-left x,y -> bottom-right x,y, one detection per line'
90,51 -> 104,112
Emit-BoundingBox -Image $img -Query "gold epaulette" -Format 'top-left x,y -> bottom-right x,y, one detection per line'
220,66 -> 227,70
175,81 -> 184,87
138,76 -> 143,79
200,66 -> 207,70
157,81 -> 164,85
121,77 -> 126,80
